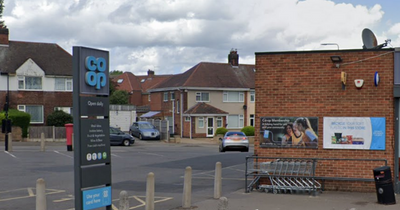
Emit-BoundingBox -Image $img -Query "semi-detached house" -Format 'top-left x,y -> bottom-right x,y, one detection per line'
0,28 -> 73,126
148,50 -> 255,138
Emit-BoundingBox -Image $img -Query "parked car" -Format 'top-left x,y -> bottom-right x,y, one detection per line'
219,131 -> 249,152
130,121 -> 160,140
110,127 -> 135,146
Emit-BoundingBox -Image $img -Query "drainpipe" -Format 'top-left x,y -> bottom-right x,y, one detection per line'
180,90 -> 183,137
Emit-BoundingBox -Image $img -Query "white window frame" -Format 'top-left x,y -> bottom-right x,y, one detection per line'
185,117 -> 191,122
223,91 -> 244,102
18,105 -> 44,124
227,114 -> 244,129
176,100 -> 180,113
163,92 -> 168,101
55,78 -> 72,91
148,94 -> 151,102
198,117 -> 204,128
250,91 -> 255,102
196,92 -> 209,102
170,92 -> 175,101
18,76 -> 43,90
54,107 -> 72,115
250,114 -> 255,127
216,117 -> 223,128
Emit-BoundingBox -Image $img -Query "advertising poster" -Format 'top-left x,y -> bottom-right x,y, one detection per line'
323,117 -> 385,150
260,117 -> 319,148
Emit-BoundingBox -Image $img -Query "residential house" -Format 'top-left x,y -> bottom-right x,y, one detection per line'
113,70 -> 172,114
0,28 -> 73,125
148,50 -> 255,138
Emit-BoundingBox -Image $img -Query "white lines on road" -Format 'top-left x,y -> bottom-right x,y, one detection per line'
54,151 -> 73,159
4,151 -> 16,158
109,195 -> 173,209
137,152 -> 164,157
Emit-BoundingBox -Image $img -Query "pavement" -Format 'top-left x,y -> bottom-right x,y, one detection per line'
7,138 -> 400,210
174,138 -> 400,210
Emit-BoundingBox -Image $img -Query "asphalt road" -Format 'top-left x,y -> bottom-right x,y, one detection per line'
0,140 -> 252,210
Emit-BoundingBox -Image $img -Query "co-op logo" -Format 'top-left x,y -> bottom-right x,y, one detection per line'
85,56 -> 107,90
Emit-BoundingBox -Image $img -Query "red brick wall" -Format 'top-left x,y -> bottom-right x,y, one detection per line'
255,50 -> 395,192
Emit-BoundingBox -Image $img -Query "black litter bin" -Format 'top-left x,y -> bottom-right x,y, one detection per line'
373,166 -> 396,205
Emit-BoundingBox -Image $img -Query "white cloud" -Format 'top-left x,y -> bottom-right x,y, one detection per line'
2,0 -> 396,74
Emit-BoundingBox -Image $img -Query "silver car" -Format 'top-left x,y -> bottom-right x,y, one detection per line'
219,131 -> 249,152
130,121 -> 161,140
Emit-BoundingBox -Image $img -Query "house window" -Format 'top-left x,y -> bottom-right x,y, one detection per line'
196,92 -> 209,102
176,100 -> 180,113
198,117 -> 204,128
250,91 -> 255,102
223,91 -> 244,102
185,117 -> 191,122
148,94 -> 151,102
227,114 -> 244,128
54,107 -> 72,114
55,78 -> 72,91
250,114 -> 254,127
18,76 -> 42,90
18,105 -> 44,123
216,117 -> 223,127
163,92 -> 168,101
170,92 -> 175,101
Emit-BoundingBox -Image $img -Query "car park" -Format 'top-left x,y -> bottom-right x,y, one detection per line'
110,127 -> 135,146
219,131 -> 249,152
129,121 -> 161,140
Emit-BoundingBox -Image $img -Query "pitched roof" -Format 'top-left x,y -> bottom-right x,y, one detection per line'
0,41 -> 72,76
184,102 -> 228,115
114,72 -> 172,93
151,62 -> 255,90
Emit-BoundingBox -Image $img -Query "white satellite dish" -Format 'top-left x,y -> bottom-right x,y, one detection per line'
362,28 -> 390,49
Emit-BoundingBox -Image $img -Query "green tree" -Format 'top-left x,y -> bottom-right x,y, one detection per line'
110,90 -> 129,104
0,0 -> 6,28
46,110 -> 73,127
110,70 -> 123,76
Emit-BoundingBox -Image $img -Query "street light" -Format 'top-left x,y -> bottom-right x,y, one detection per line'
0,71 -> 9,151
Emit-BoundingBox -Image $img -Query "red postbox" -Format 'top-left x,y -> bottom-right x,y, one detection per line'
65,123 -> 73,151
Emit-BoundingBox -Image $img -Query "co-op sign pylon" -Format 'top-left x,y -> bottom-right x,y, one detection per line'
72,46 -> 112,210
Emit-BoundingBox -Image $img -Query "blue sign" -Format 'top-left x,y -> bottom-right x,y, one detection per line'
83,186 -> 111,210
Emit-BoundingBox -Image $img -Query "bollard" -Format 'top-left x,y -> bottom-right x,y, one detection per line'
7,133 -> 12,152
40,133 -> 45,152
218,197 -> 228,210
214,162 -> 222,199
119,190 -> 129,210
182,166 -> 192,208
36,178 -> 47,210
146,172 -> 155,210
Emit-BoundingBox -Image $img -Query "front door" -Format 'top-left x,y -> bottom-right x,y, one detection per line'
207,117 -> 214,137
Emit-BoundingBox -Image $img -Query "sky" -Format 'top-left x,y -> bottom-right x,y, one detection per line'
3,0 -> 400,75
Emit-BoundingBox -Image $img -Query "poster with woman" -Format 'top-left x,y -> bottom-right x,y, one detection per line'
260,117 -> 319,148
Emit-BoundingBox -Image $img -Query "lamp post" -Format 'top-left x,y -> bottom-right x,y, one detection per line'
0,72 -> 9,151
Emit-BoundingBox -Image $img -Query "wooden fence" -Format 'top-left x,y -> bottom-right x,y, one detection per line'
29,126 -> 66,140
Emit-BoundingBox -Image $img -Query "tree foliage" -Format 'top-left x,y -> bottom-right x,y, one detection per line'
110,90 -> 129,105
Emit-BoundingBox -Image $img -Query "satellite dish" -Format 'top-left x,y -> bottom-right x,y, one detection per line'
362,28 -> 378,49
362,28 -> 390,49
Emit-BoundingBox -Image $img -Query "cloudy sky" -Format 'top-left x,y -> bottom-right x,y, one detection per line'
3,0 -> 400,75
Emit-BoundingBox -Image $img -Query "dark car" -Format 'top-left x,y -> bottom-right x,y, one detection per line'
129,121 -> 160,140
219,131 -> 249,152
110,127 -> 135,146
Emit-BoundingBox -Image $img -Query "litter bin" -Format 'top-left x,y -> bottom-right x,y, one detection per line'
373,166 -> 396,205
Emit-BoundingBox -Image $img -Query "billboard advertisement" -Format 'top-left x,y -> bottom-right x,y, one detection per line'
260,117 -> 319,148
323,117 -> 386,150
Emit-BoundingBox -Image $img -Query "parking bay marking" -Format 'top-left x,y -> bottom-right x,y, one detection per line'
0,188 -> 65,202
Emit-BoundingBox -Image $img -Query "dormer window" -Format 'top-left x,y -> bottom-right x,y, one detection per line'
141,79 -> 146,83
117,79 -> 124,84
18,76 -> 42,90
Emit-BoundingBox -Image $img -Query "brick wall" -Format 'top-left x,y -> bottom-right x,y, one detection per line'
255,49 -> 395,192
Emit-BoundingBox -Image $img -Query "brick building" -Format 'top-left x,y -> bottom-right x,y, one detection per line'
255,48 -> 400,192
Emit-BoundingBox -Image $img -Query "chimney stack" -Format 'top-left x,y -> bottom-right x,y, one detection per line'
228,49 -> 239,67
147,69 -> 155,78
0,28 -> 9,46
